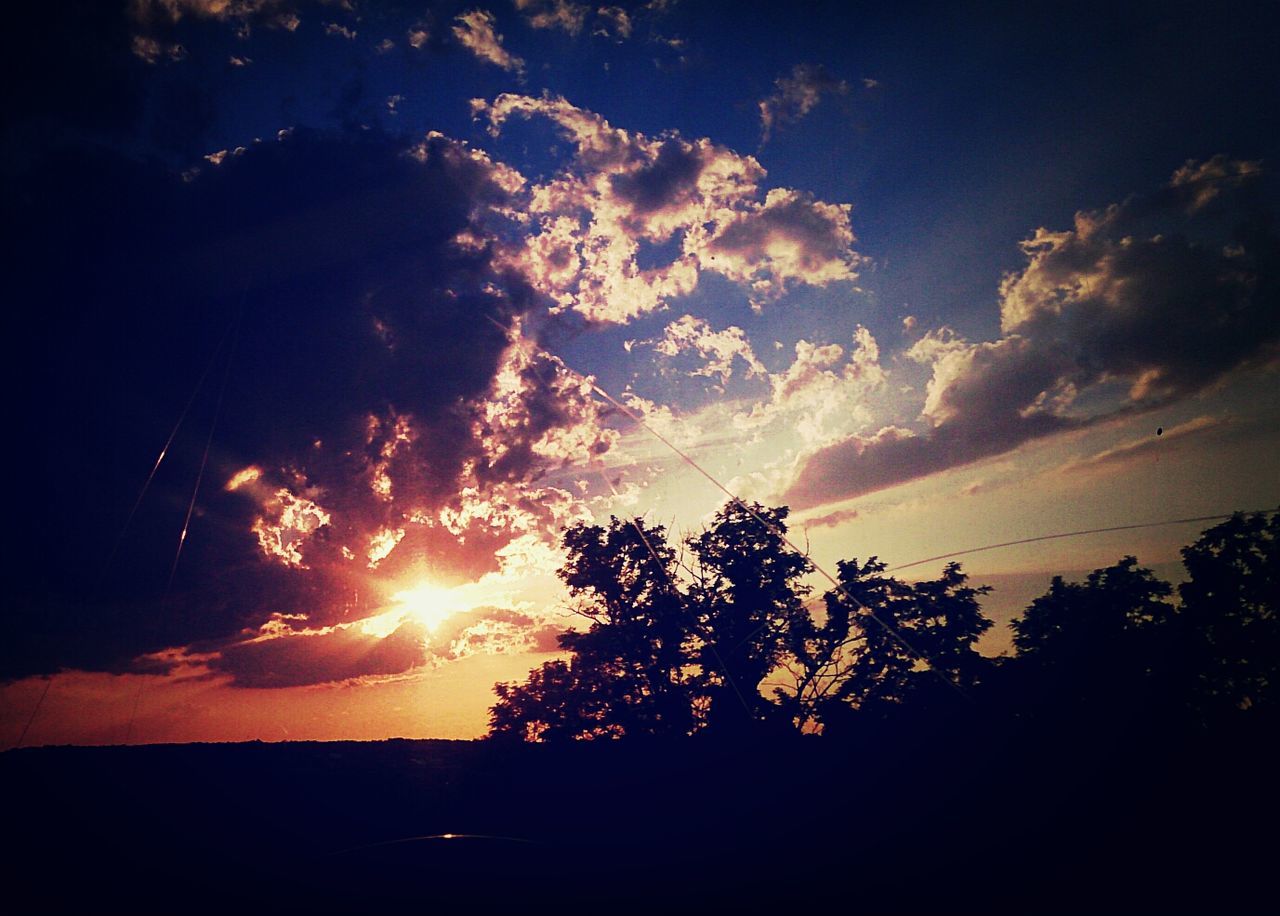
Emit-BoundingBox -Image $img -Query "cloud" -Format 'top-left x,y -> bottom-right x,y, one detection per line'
476,93 -> 861,322
131,34 -> 187,63
514,0 -> 588,35
594,6 -> 632,40
5,122 -> 620,681
800,506 -> 860,530
453,9 -> 526,76
736,326 -> 884,447
129,0 -> 308,40
250,484 -> 334,569
513,2 -> 633,40
759,63 -> 848,145
786,158 -> 1279,509
427,605 -> 565,661
651,315 -> 765,383
1060,416 -> 1225,476
206,598 -> 564,688
705,188 -> 860,304
210,618 -> 430,688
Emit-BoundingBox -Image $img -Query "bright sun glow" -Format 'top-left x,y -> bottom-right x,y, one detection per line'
389,581 -> 469,632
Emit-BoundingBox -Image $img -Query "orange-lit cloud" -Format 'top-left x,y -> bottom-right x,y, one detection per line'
250,486 -> 332,569
453,9 -> 526,77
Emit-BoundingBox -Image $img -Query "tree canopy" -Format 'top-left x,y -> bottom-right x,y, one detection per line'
489,506 -> 1278,742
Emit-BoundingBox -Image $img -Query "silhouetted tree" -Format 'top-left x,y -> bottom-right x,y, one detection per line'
489,658 -> 623,742
1007,557 -> 1176,720
1176,510 -> 1278,719
775,558 -> 992,732
490,503 -> 1277,744
685,502 -> 812,731
489,516 -> 696,741
489,503 -> 814,740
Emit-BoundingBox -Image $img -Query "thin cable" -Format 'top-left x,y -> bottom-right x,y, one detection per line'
165,307 -> 242,595
128,304 -> 243,745
888,511 -> 1276,573
13,676 -> 55,749
536,333 -> 755,721
103,324 -> 233,574
596,470 -> 754,720
513,332 -> 964,699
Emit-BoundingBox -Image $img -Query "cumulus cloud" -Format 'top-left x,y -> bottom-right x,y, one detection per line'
427,605 -> 565,661
7,121 -> 622,682
786,157 -> 1279,509
759,63 -> 848,145
475,93 -> 861,321
131,34 -> 186,63
514,0 -> 588,34
205,596 -> 566,688
651,315 -> 765,383
737,326 -> 884,447
211,618 -> 430,688
453,9 -> 526,76
706,188 -> 860,304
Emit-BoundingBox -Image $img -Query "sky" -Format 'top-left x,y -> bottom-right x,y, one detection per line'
4,0 -> 1278,747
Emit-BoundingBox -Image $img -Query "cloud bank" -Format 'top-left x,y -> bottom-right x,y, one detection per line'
786,157 -> 1279,509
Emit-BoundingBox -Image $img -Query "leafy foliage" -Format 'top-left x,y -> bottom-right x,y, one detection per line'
777,558 -> 991,733
489,504 -> 1278,742
1176,511 -> 1279,717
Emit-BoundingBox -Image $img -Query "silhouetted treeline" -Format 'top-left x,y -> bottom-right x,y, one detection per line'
489,506 -> 1279,741
4,509 -> 1274,914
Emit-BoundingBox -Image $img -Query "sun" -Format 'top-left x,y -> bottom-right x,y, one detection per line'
390,580 -> 467,632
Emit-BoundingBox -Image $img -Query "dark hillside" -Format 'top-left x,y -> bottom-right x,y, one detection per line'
4,716 -> 1275,913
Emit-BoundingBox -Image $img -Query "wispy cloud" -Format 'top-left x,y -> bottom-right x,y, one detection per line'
454,9 -> 526,77
759,63 -> 848,145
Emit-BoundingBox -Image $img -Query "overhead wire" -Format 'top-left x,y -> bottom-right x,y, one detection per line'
16,312 -> 242,750
103,321 -> 236,574
503,317 -> 759,721
165,304 -> 243,596
595,469 -> 755,721
888,511 -> 1278,572
127,301 -> 245,744
508,327 -> 966,700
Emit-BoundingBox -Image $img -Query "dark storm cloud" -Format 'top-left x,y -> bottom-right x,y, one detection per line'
786,158 -> 1280,510
211,619 -> 431,688
206,604 -> 562,689
609,138 -> 705,214
5,109 -> 558,680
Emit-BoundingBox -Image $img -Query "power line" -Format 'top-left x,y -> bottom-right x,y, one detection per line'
103,322 -> 235,575
165,305 -> 243,595
512,333 -> 966,700
596,470 -> 755,721
13,676 -> 55,750
888,511 -> 1276,573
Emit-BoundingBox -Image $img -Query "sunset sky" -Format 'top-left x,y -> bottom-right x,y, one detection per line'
5,0 -> 1278,747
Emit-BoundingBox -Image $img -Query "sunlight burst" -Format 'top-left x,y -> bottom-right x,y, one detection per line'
391,581 -> 469,632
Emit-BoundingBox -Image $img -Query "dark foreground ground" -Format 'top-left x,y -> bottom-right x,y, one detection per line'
3,714 -> 1276,914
